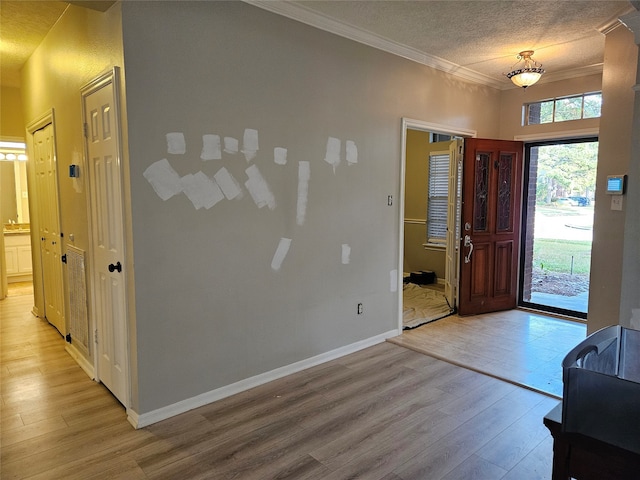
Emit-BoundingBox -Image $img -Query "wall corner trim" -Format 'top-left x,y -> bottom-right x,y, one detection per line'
128,329 -> 400,429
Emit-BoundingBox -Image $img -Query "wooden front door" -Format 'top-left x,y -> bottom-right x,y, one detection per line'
458,138 -> 523,316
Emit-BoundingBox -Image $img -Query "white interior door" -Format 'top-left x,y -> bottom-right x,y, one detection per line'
445,138 -> 463,308
82,68 -> 129,407
33,124 -> 65,334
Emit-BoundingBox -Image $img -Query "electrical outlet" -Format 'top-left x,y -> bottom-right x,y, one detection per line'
387,195 -> 393,206
357,303 -> 363,315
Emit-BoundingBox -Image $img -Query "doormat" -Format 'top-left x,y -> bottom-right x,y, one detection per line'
403,283 -> 454,329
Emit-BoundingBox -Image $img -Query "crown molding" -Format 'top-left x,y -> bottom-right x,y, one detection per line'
244,0 -> 506,90
245,1 -> 611,91
597,5 -> 636,35
620,9 -> 640,44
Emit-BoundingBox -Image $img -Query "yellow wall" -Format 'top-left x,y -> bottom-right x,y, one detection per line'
403,130 -> 448,278
1,86 -> 26,139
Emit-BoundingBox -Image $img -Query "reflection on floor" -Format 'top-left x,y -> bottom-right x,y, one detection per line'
6,281 -> 34,297
389,309 -> 587,398
529,291 -> 589,315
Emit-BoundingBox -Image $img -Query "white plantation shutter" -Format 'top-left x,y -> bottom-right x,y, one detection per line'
427,153 -> 449,243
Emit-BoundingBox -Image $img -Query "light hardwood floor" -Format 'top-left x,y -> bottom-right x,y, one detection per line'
2,290 -> 560,479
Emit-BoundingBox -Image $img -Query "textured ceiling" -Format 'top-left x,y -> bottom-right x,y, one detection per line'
0,1 -> 114,88
281,0 -> 635,88
0,0 -> 636,89
0,1 -> 68,87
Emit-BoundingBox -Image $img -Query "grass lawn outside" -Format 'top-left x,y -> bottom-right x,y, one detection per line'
533,238 -> 592,275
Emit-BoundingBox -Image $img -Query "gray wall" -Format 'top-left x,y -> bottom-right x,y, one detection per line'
121,1 -> 501,413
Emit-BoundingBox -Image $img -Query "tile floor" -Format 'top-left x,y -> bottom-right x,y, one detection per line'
389,308 -> 587,398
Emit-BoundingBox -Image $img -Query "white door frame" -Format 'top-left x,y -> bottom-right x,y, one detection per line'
398,118 -> 476,332
81,67 -> 131,409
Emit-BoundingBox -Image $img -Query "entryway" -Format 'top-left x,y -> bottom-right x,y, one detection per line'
400,119 -> 472,330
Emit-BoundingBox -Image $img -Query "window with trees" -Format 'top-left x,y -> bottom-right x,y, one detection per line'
525,92 -> 602,126
535,141 -> 598,203
520,138 -> 598,319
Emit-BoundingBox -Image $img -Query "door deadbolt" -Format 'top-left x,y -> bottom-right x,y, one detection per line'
108,261 -> 122,273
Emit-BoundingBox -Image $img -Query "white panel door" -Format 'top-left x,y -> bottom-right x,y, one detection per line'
33,124 -> 65,333
83,70 -> 129,407
445,138 -> 463,309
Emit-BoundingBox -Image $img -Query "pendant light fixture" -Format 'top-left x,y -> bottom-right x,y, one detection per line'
505,50 -> 545,89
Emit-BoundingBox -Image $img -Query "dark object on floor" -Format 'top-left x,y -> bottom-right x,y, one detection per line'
562,325 -> 640,455
406,271 -> 436,285
544,403 -> 640,480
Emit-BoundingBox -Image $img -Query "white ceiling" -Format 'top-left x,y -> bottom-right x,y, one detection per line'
1,0 -> 636,89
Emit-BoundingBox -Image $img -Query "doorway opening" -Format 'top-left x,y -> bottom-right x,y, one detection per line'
400,119 -> 474,331
519,137 -> 598,320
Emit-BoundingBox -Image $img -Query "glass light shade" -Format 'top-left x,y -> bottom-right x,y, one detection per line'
505,51 -> 544,89
509,70 -> 543,88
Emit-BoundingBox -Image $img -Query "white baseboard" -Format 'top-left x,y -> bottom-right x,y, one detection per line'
65,343 -> 95,380
128,329 -> 400,429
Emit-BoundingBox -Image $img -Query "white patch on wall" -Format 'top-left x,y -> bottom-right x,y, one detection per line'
213,167 -> 243,200
143,158 -> 183,200
341,244 -> 351,265
245,165 -> 276,210
274,147 -> 288,165
224,137 -> 239,155
324,137 -> 341,172
296,161 -> 310,226
242,128 -> 259,162
346,140 -> 358,166
181,171 -> 224,210
201,134 -> 222,161
166,132 -> 186,154
271,237 -> 292,271
390,269 -> 398,292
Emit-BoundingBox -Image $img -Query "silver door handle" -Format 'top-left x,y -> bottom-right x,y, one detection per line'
464,235 -> 474,263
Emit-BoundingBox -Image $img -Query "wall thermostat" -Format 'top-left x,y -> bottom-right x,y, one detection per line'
606,175 -> 626,195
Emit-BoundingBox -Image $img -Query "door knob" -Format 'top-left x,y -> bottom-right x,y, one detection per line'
108,261 -> 122,273
463,235 -> 474,264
